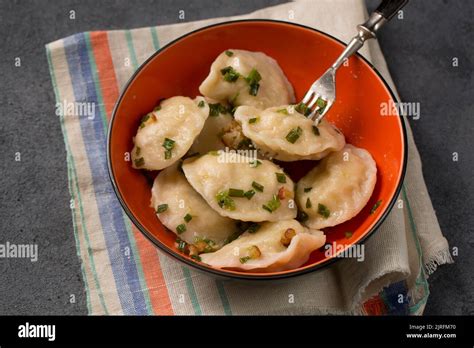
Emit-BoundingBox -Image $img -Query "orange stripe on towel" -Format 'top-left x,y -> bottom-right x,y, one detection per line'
89,31 -> 173,315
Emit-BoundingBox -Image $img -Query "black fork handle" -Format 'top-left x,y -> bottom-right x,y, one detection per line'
375,0 -> 409,21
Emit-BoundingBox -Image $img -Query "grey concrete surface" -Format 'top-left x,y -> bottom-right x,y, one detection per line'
0,0 -> 472,315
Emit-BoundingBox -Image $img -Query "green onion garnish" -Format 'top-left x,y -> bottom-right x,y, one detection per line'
306,198 -> 312,209
286,126 -> 303,144
153,105 -> 162,112
220,66 -> 240,82
275,173 -> 287,183
249,160 -> 262,168
177,238 -> 186,252
209,103 -> 228,117
162,138 -> 175,151
134,157 -> 145,167
135,146 -> 141,156
248,117 -> 259,124
139,113 -> 150,128
239,256 -> 251,264
164,150 -> 172,159
156,204 -> 168,213
295,102 -> 311,116
197,100 -> 205,108
312,125 -> 320,136
304,187 -> 312,193
276,108 -> 289,115
345,231 -> 353,239
176,224 -> 187,234
316,98 -> 327,114
262,195 -> 281,213
317,203 -> 330,218
244,189 -> 256,200
184,213 -> 193,223
191,254 -> 201,261
216,191 -> 236,211
228,188 -> 245,197
370,200 -> 382,214
252,181 -> 264,192
245,68 -> 262,96
225,50 -> 234,57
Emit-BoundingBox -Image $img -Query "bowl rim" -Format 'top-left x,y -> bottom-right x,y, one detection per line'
107,19 -> 408,281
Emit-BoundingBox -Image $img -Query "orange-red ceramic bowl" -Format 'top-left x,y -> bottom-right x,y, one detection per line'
108,20 -> 407,280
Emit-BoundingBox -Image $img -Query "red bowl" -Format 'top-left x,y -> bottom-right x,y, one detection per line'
108,20 -> 407,280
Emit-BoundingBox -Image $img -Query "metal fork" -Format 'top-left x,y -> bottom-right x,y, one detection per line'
301,0 -> 409,124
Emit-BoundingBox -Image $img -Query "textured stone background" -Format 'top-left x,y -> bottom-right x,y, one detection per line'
0,0 -> 472,315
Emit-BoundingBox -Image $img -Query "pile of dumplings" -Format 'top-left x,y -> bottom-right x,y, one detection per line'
131,49 -> 377,273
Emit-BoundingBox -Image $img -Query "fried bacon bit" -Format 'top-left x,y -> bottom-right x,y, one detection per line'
194,240 -> 208,253
248,245 -> 261,259
277,187 -> 286,200
280,228 -> 296,247
188,245 -> 199,257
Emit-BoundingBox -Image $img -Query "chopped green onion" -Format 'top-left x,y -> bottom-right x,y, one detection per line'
306,198 -> 312,209
249,160 -> 262,168
228,188 -> 245,197
153,105 -> 162,112
162,138 -> 175,151
312,125 -> 320,136
275,172 -> 287,183
197,100 -> 205,108
135,146 -> 141,156
225,50 -> 234,57
245,68 -> 262,96
191,254 -> 201,261
295,102 -> 311,116
176,224 -> 187,234
276,108 -> 289,115
247,223 -> 261,233
248,117 -> 259,124
316,98 -> 327,114
208,150 -> 220,156
156,204 -> 168,213
209,103 -> 228,117
286,126 -> 303,144
262,195 -> 281,213
243,189 -> 256,200
134,157 -> 145,167
139,113 -> 150,128
345,231 -> 353,239
220,66 -> 240,82
216,191 -> 236,211
317,203 -> 330,218
164,150 -> 172,159
239,256 -> 251,264
304,187 -> 313,193
177,238 -> 186,252
184,213 -> 193,223
252,181 -> 264,192
370,200 -> 382,214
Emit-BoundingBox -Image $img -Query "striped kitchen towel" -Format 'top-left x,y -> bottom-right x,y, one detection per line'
45,0 -> 452,315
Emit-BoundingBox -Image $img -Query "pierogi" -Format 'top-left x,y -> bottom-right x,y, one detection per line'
200,219 -> 326,272
132,96 -> 209,170
296,145 -> 377,229
234,105 -> 345,161
199,49 -> 295,109
151,164 -> 239,250
182,153 -> 297,222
